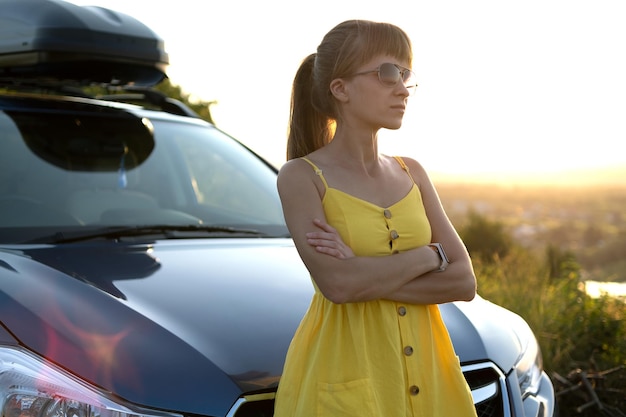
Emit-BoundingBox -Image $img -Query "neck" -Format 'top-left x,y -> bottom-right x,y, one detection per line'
330,125 -> 380,166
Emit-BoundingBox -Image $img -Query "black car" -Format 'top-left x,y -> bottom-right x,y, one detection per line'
0,1 -> 555,416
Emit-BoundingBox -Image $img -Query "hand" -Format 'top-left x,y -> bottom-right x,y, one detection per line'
306,218 -> 355,259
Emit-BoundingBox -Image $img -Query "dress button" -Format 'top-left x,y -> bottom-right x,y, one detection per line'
398,306 -> 407,316
409,385 -> 420,396
404,346 -> 414,356
383,209 -> 392,219
390,230 -> 399,240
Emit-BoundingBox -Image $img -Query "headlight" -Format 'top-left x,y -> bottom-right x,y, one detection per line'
514,331 -> 544,398
0,346 -> 181,417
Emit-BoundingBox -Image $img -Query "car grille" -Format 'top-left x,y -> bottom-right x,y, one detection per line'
226,363 -> 511,417
226,392 -> 275,417
462,362 -> 511,417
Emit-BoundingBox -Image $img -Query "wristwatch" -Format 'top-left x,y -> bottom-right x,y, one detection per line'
428,243 -> 449,272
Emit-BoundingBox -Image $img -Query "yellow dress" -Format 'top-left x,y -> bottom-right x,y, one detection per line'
274,157 -> 477,417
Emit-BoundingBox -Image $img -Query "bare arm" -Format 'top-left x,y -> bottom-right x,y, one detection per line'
309,218 -> 476,304
391,157 -> 476,303
277,159 -> 440,304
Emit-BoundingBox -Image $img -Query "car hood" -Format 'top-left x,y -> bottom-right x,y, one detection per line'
440,296 -> 527,372
0,238 -> 526,415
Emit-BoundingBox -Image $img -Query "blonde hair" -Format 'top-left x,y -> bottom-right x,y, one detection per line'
286,20 -> 413,160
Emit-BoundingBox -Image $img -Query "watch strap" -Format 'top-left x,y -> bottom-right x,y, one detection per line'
428,242 -> 449,272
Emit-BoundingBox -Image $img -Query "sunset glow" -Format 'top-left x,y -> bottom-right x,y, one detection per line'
68,0 -> 626,186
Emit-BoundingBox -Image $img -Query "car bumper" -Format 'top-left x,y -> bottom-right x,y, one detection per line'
465,361 -> 555,417
522,372 -> 556,417
504,370 -> 555,417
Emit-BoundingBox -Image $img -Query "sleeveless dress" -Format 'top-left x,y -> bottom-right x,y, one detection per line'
273,157 -> 477,417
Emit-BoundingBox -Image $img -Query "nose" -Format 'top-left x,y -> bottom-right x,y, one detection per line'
397,82 -> 412,98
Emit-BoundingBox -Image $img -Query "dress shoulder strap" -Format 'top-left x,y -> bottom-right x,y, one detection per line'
301,157 -> 329,189
393,156 -> 417,185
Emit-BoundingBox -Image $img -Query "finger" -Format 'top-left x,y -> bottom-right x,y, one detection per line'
307,238 -> 338,248
315,246 -> 346,259
306,231 -> 339,241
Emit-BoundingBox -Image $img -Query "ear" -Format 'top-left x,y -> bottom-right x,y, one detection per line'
329,78 -> 350,102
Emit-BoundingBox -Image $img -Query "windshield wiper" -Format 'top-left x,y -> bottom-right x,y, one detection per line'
30,225 -> 265,244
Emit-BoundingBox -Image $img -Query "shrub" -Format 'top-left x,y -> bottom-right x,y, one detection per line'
462,213 -> 626,415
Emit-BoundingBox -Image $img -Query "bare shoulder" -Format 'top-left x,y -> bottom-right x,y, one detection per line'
396,156 -> 431,186
277,158 -> 312,185
277,157 -> 327,237
277,157 -> 322,197
396,155 -> 448,215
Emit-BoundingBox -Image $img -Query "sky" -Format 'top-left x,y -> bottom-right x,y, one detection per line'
68,0 -> 626,185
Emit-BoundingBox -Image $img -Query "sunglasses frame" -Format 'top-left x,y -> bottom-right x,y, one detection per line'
348,62 -> 418,93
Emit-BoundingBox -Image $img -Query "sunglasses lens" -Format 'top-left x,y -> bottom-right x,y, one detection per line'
402,69 -> 415,85
378,63 -> 416,91
379,63 -> 401,86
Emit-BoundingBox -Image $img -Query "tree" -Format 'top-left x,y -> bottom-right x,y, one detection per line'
154,78 -> 217,124
82,79 -> 218,124
458,210 -> 513,263
546,244 -> 579,281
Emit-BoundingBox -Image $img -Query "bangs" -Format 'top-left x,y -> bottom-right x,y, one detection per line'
333,21 -> 413,76
362,22 -> 413,66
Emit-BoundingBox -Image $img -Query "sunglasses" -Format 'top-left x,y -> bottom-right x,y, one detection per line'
349,62 -> 418,94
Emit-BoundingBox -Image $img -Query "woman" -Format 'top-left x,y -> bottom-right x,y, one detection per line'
274,19 -> 478,417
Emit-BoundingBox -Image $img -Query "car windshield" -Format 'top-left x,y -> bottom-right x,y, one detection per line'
0,106 -> 288,243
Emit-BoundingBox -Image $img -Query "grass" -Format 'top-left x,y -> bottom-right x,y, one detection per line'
472,246 -> 626,416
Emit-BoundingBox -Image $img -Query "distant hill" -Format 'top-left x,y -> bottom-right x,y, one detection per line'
430,164 -> 626,188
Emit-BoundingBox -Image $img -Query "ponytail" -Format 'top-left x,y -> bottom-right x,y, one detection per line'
286,54 -> 335,160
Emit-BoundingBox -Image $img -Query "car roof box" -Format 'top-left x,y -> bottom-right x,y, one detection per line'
0,0 -> 169,86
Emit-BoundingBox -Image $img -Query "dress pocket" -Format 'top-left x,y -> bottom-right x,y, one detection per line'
317,378 -> 376,417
